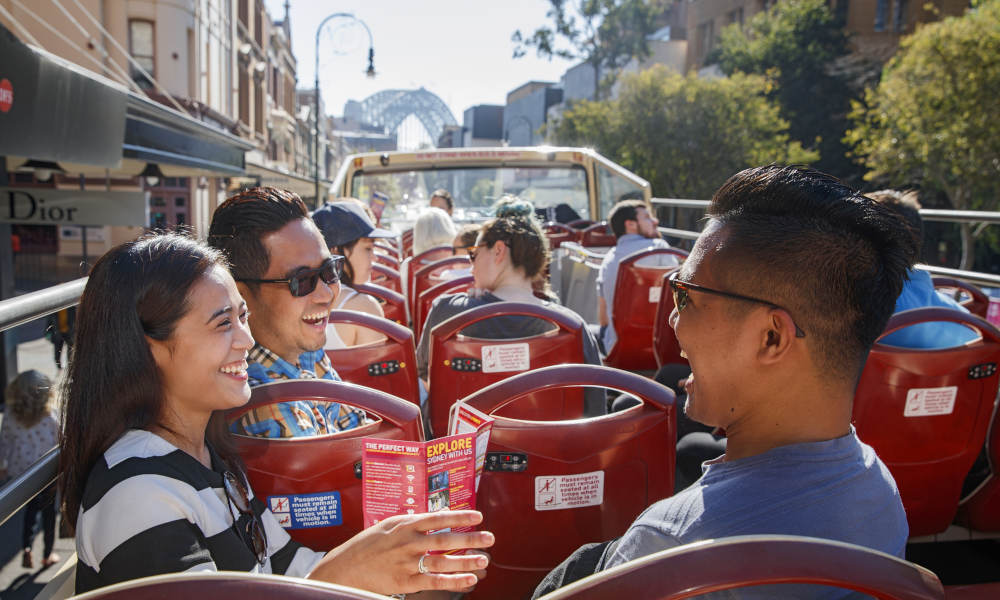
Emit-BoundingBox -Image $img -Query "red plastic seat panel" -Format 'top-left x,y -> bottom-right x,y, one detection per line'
369,263 -> 401,294
544,221 -> 579,249
540,535 -> 944,600
411,255 -> 472,326
580,222 -> 616,247
373,241 -> 400,260
373,252 -> 399,270
653,270 -> 689,369
401,228 -> 414,257
944,583 -> 1000,599
414,275 -> 474,343
567,219 -> 594,230
461,364 -> 676,600
427,302 -> 587,437
325,309 -> 420,406
405,246 -> 455,320
957,393 -> 1000,531
605,248 -> 687,371
852,308 -> 1000,536
353,282 -> 406,326
226,380 -> 424,551
933,277 -> 990,319
70,572 -> 387,600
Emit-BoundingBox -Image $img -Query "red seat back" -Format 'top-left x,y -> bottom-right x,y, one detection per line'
653,270 -> 689,369
539,535 -> 944,600
958,397 -> 1000,532
372,252 -> 399,270
853,307 -> 1000,536
369,263 -> 401,294
462,365 -> 676,600
353,282 -> 406,326
227,380 -> 424,551
373,241 -> 400,260
405,246 -> 455,319
325,309 -> 420,406
567,219 -> 594,230
580,222 -> 616,247
401,228 -> 414,257
414,275 -> 474,343
605,248 -> 687,371
544,221 -> 579,249
411,255 -> 472,323
427,302 -> 586,437
70,572 -> 391,600
932,277 -> 990,319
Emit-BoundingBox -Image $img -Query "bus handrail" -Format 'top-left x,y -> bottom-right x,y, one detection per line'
0,278 -> 86,528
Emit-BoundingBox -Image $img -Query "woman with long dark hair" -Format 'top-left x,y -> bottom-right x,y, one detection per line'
60,233 -> 491,595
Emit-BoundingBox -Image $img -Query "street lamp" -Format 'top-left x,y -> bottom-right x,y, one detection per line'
314,14 -> 376,204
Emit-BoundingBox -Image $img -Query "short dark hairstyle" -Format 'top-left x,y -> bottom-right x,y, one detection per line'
480,196 -> 549,279
431,189 -> 453,211
456,224 -> 480,249
608,200 -> 649,238
59,233 -> 242,531
707,165 -> 911,382
868,189 -> 923,266
208,187 -> 309,282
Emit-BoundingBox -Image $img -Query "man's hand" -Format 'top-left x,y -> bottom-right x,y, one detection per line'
307,510 -> 494,595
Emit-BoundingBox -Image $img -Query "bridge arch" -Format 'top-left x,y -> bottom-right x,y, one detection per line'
345,88 -> 457,144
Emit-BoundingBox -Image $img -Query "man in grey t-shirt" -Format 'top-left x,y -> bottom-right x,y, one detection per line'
535,165 -> 914,598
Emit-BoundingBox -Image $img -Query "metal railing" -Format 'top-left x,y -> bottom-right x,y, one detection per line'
0,277 -> 86,527
650,197 -> 1000,286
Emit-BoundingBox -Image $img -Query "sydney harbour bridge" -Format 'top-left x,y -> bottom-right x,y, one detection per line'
343,87 -> 457,149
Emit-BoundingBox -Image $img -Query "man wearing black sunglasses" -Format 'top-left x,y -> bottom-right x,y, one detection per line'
209,187 -> 364,437
535,165 -> 913,598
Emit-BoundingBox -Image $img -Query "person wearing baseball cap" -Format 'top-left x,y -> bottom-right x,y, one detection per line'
311,199 -> 395,348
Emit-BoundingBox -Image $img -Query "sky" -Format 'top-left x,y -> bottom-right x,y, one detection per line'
262,0 -> 577,129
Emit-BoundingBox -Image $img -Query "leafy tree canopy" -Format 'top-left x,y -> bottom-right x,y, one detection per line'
513,0 -> 666,99
551,65 -> 817,199
714,0 -> 856,182
846,0 -> 1000,268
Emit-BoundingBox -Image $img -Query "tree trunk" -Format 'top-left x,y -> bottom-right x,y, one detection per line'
959,221 -> 975,271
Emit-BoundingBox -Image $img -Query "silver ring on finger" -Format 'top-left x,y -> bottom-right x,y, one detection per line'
417,553 -> 429,575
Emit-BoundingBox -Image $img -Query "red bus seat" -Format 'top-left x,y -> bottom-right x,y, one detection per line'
373,241 -> 400,260
427,302 -> 587,437
325,309 -> 420,406
957,395 -> 1000,531
411,255 -> 472,324
414,275 -> 474,343
372,252 -> 399,270
653,270 -> 689,369
401,228 -> 414,257
580,222 -> 616,247
567,219 -> 594,230
369,263 -> 401,294
933,277 -> 990,319
852,307 -> 1000,537
353,282 -> 406,326
539,535 -> 944,600
70,572 -> 387,600
461,364 -> 676,600
404,246 -> 455,319
227,379 -> 424,551
544,222 -> 579,249
945,583 -> 1000,599
605,248 -> 687,371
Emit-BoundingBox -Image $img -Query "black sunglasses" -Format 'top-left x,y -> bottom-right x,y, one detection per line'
238,256 -> 343,297
223,471 -> 268,566
667,271 -> 806,338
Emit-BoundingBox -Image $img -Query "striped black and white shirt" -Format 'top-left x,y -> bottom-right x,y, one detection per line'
75,430 -> 323,593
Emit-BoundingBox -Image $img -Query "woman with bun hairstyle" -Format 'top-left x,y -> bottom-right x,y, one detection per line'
415,197 -> 604,415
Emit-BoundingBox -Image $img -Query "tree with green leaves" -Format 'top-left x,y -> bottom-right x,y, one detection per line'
714,0 -> 856,182
846,0 -> 1000,269
551,65 -> 817,199
513,0 -> 665,100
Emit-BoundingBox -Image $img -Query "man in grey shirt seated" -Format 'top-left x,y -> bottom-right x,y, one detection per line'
534,165 -> 913,599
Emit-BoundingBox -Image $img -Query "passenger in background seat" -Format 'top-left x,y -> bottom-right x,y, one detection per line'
312,200 -> 395,348
61,233 -> 493,595
597,200 -> 679,354
208,187 -> 363,438
535,165 -> 912,599
429,188 -> 454,217
416,197 -> 605,416
868,189 -> 978,349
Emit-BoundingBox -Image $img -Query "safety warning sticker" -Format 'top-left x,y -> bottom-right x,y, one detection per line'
267,491 -> 342,529
481,343 -> 530,373
534,471 -> 605,511
649,286 -> 662,303
903,386 -> 958,417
